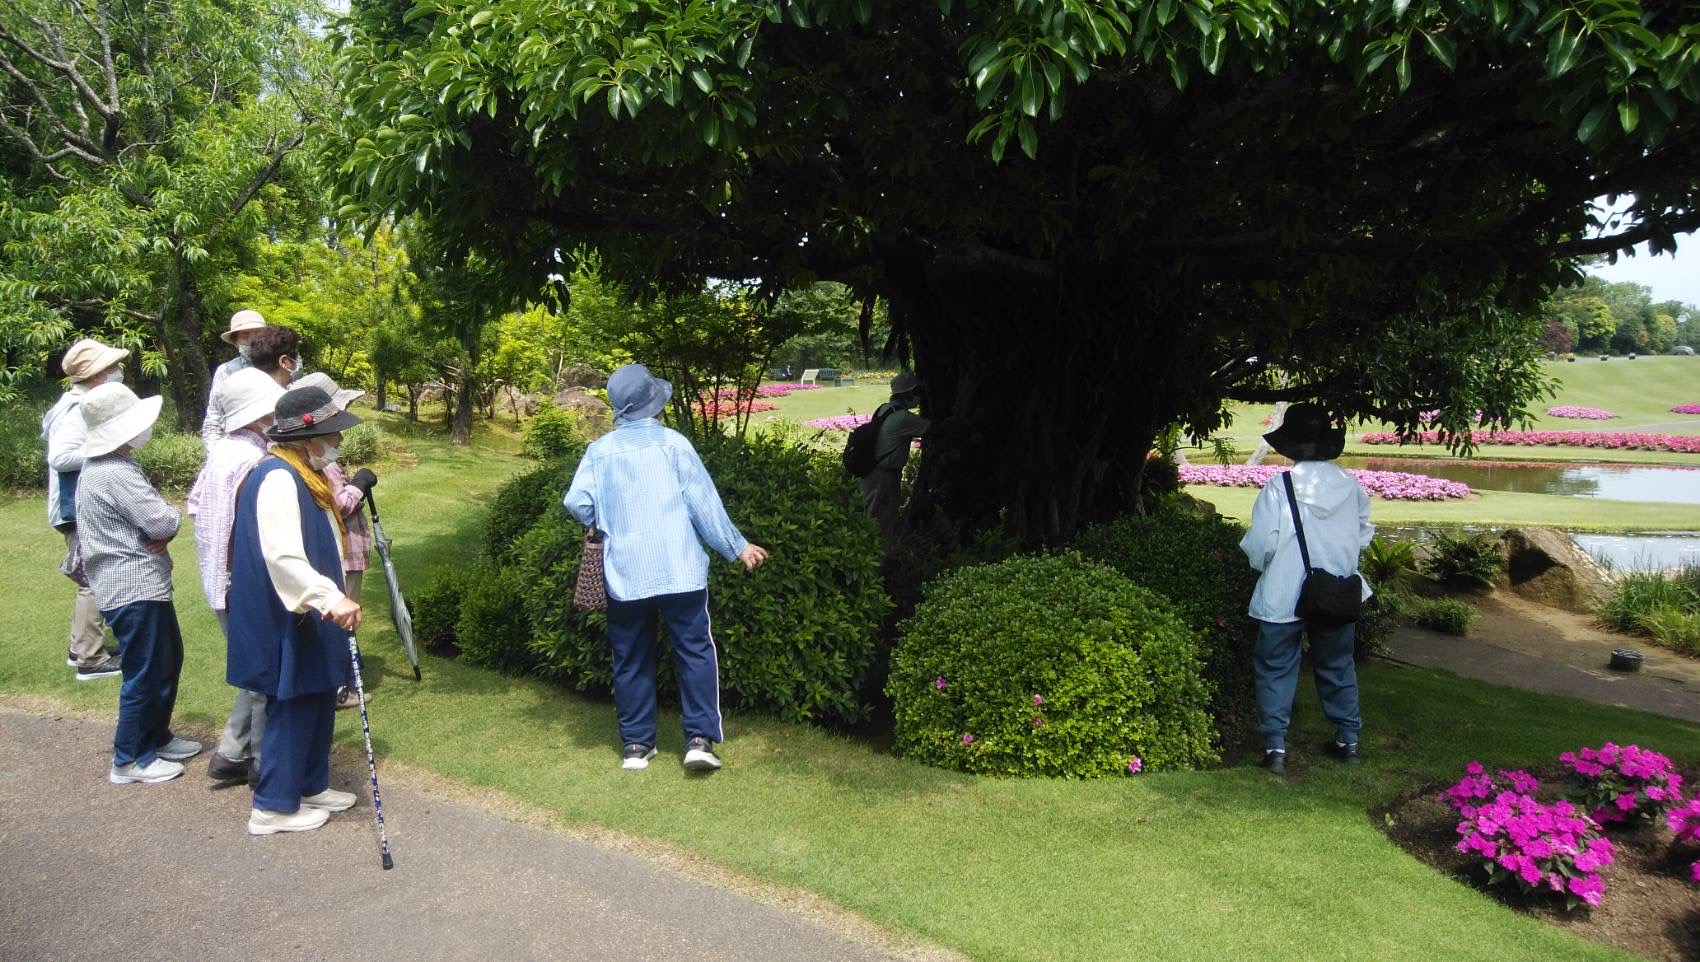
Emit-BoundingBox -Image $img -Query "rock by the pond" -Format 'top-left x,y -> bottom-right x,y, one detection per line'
1497,527 -> 1614,613
1172,492 -> 1218,517
557,363 -> 608,389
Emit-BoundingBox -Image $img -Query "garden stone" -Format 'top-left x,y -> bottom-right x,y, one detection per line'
1496,527 -> 1613,613
552,386 -> 612,433
1172,493 -> 1218,517
558,363 -> 608,389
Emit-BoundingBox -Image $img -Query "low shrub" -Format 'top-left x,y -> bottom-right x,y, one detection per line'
1637,608 -> 1700,655
411,566 -> 475,653
1421,530 -> 1503,590
521,401 -> 588,462
889,552 -> 1218,777
1075,508 -> 1258,736
483,461 -> 568,563
1559,742 -> 1686,825
1412,597 -> 1476,636
1596,566 -> 1700,633
1361,536 -> 1417,587
338,422 -> 384,466
134,431 -> 204,489
1356,589 -> 1406,656
0,403 -> 46,490
456,562 -> 540,675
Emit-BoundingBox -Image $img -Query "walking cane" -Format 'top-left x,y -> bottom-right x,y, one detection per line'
346,631 -> 394,870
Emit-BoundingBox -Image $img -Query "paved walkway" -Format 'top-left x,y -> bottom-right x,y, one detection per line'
1383,593 -> 1700,724
0,711 -> 918,962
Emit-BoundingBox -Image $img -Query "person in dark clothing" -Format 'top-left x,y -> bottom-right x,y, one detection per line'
859,372 -> 931,545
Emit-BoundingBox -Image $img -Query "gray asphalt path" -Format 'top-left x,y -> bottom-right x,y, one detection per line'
0,711 -> 907,962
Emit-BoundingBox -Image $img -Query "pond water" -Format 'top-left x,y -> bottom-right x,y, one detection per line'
1336,456 -> 1700,505
1377,524 -> 1700,572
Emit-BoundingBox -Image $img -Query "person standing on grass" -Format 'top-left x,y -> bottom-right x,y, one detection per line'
1238,403 -> 1374,776
187,368 -> 285,784
42,338 -> 129,682
860,372 -> 931,546
294,372 -> 376,712
201,310 -> 269,451
227,386 -> 367,835
563,363 -> 768,773
75,383 -> 202,784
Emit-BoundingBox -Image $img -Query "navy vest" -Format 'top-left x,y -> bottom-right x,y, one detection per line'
226,457 -> 348,699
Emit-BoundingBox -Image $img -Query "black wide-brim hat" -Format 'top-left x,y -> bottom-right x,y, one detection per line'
266,385 -> 363,441
1263,403 -> 1346,462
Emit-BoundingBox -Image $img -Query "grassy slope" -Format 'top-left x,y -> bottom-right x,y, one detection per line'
4,420 -> 1694,962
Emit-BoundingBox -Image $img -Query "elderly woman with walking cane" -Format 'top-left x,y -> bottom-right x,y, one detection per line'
564,364 -> 768,773
227,385 -> 370,835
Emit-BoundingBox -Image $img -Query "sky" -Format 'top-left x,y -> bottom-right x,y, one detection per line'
1586,233 -> 1700,307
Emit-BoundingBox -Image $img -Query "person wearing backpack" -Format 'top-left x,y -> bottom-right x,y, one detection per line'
1237,404 -> 1374,776
852,372 -> 931,545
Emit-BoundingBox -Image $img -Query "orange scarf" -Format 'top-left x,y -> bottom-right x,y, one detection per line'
272,445 -> 347,541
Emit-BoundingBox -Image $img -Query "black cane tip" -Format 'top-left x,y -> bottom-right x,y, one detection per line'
382,853 -> 394,870
413,667 -> 422,681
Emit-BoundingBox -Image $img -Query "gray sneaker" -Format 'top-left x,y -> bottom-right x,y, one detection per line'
156,737 -> 203,761
75,657 -> 122,682
682,737 -> 722,772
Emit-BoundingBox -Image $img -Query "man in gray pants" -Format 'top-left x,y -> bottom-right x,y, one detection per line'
859,372 -> 931,546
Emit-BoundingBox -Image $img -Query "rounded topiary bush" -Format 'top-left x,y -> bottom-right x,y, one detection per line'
482,460 -> 568,563
514,427 -> 889,725
456,562 -> 541,674
411,565 -> 474,653
1074,507 -> 1259,736
889,552 -> 1218,777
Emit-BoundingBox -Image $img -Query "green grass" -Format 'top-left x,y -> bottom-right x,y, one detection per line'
1196,484 -> 1700,532
4,418 -> 1697,961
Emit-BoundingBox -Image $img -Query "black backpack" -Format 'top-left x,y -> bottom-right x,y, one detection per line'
842,404 -> 897,477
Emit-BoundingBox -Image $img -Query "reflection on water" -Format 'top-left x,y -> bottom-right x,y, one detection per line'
1337,457 -> 1700,505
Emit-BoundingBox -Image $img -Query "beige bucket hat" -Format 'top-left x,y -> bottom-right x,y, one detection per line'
221,309 -> 268,345
293,371 -> 366,411
61,339 -> 130,382
81,383 -> 164,458
220,367 -> 286,433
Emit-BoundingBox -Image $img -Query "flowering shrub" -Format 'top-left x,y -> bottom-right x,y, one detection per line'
693,398 -> 777,420
1441,761 -> 1541,816
703,383 -> 820,400
804,413 -> 872,431
1546,405 -> 1617,420
1176,464 -> 1470,500
1362,430 -> 1700,455
1670,800 -> 1700,885
1559,742 -> 1686,824
1670,404 -> 1700,415
1451,778 -> 1614,908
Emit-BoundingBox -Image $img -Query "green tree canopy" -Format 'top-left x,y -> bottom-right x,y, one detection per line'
331,0 -> 1700,540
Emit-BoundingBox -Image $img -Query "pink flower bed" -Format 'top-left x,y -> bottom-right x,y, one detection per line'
1672,404 -> 1700,415
804,414 -> 872,431
702,383 -> 821,401
1669,799 -> 1700,884
693,399 -> 777,420
1362,429 -> 1700,455
1546,405 -> 1617,420
1559,742 -> 1685,825
1444,761 -> 1614,908
1177,464 -> 1470,500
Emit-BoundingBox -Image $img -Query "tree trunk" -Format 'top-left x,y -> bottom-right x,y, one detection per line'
156,256 -> 214,432
405,383 -> 420,421
375,377 -> 387,413
452,342 -> 478,445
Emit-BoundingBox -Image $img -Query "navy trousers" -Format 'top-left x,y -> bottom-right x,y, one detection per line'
1253,618 -> 1361,751
254,690 -> 336,812
605,589 -> 724,748
104,601 -> 184,767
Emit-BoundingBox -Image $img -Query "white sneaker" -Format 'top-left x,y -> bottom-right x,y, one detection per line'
682,737 -> 723,772
301,788 -> 357,812
110,758 -> 184,784
155,737 -> 203,761
248,807 -> 330,835
621,744 -> 658,770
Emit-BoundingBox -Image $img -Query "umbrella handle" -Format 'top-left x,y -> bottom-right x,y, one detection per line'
364,487 -> 382,523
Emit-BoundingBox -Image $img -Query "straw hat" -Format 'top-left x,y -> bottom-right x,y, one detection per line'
220,368 -> 286,433
292,372 -> 366,411
221,309 -> 267,345
81,383 -> 163,458
267,386 -> 363,441
61,339 -> 130,382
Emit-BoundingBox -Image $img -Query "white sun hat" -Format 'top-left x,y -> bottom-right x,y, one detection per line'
292,371 -> 366,411
221,309 -> 267,345
220,367 -> 286,433
81,383 -> 164,459
61,338 -> 131,382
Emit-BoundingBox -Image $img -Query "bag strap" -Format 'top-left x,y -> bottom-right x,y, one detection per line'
1281,472 -> 1313,573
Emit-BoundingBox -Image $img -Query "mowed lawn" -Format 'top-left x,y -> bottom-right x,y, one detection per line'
3,420 -> 1696,961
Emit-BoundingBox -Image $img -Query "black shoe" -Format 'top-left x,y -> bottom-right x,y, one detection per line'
682,736 -> 723,772
74,656 -> 122,682
1323,740 -> 1362,765
206,752 -> 251,782
1260,749 -> 1287,776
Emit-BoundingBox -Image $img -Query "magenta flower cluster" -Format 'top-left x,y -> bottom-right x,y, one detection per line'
1445,761 -> 1614,907
1669,800 -> 1700,884
1669,404 -> 1700,415
803,414 -> 872,431
1362,429 -> 1700,454
1177,464 -> 1470,501
1545,405 -> 1617,420
1559,742 -> 1686,825
703,384 -> 821,400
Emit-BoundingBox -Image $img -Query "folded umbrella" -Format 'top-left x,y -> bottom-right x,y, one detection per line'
365,486 -> 421,681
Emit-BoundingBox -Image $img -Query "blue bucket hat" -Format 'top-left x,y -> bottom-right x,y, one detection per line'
607,364 -> 672,424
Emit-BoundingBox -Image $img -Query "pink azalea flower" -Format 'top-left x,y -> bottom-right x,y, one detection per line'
1032,693 -> 1044,707
1127,756 -> 1143,775
1031,717 -> 1044,728
934,676 -> 948,691
961,733 -> 974,746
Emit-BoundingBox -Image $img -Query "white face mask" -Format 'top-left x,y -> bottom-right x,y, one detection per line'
308,443 -> 340,470
106,367 -> 124,384
129,426 -> 153,450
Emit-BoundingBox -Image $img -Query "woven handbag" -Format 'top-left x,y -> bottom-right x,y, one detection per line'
572,525 -> 608,611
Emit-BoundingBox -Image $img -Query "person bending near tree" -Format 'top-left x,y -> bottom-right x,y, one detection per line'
227,386 -> 369,835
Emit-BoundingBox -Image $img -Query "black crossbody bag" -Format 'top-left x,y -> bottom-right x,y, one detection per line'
1282,473 -> 1363,625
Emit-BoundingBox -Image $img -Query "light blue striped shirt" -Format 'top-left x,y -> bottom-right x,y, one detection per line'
563,419 -> 748,601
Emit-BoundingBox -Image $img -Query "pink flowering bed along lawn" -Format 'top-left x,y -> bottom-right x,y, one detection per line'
804,414 -> 872,431
693,399 -> 778,420
1177,464 -> 1470,500
1546,406 -> 1617,420
1362,429 -> 1700,455
1673,404 -> 1700,415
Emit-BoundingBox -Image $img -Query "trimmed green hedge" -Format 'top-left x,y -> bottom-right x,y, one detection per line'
889,552 -> 1218,777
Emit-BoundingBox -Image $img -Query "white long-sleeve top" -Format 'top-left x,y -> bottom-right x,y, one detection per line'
1239,461 -> 1375,624
41,385 -> 91,527
256,468 -> 347,616
201,355 -> 252,452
